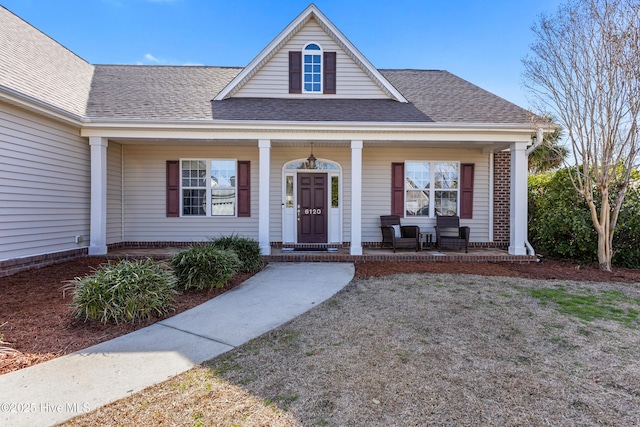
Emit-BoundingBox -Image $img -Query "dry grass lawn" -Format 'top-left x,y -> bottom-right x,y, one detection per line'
65,273 -> 640,426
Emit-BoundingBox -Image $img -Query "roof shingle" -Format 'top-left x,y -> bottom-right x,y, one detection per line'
85,65 -> 532,125
0,6 -> 94,118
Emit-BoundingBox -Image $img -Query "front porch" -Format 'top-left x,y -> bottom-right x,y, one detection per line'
104,245 -> 537,264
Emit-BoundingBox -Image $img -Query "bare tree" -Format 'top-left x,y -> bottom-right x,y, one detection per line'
523,0 -> 640,271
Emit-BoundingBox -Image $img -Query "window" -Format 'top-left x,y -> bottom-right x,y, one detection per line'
405,161 -> 459,217
303,43 -> 322,93
289,47 -> 336,94
181,159 -> 237,216
331,176 -> 339,208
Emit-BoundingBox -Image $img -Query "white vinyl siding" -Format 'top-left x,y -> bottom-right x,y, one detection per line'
234,18 -> 388,99
0,103 -> 90,261
120,145 -> 258,242
361,147 -> 490,244
107,142 -> 123,244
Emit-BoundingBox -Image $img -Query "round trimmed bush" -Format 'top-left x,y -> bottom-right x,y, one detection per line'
208,234 -> 264,273
66,259 -> 177,324
171,246 -> 241,291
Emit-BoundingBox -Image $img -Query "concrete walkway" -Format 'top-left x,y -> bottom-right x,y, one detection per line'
0,262 -> 355,427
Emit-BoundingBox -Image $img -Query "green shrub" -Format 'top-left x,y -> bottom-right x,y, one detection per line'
208,234 -> 264,273
528,170 -> 597,263
171,246 -> 241,290
65,259 -> 177,324
612,187 -> 640,268
529,167 -> 640,267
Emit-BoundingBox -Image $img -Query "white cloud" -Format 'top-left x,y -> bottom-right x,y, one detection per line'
144,53 -> 161,63
137,53 -> 202,66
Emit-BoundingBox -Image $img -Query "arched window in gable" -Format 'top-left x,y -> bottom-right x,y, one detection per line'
289,44 -> 336,95
303,43 -> 323,93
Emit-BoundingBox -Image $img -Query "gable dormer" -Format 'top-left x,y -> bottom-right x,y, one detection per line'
214,5 -> 406,102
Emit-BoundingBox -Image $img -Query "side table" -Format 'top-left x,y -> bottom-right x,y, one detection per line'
419,232 -> 432,250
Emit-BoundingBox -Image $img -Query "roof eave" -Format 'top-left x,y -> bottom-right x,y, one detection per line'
0,85 -> 84,126
81,118 -> 540,136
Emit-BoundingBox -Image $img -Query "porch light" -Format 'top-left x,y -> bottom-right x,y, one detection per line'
306,142 -> 317,169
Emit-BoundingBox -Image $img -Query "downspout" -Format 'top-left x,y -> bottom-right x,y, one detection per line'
524,128 -> 544,257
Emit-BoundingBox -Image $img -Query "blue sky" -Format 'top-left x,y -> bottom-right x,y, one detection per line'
2,0 -> 565,108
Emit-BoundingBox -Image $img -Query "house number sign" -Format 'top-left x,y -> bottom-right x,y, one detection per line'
304,208 -> 322,215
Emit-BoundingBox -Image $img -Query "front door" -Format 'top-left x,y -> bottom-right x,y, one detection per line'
297,173 -> 328,243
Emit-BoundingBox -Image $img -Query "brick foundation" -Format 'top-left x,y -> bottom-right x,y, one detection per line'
0,248 -> 89,278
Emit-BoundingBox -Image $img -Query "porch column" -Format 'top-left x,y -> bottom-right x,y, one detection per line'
509,142 -> 528,255
258,139 -> 271,255
350,140 -> 363,255
89,137 -> 108,255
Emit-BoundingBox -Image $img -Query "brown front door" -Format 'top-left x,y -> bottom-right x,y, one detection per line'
297,173 -> 328,243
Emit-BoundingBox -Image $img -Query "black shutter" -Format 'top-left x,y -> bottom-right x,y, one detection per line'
237,161 -> 251,217
391,162 -> 405,216
323,52 -> 336,94
460,163 -> 474,219
166,161 -> 180,217
289,51 -> 302,94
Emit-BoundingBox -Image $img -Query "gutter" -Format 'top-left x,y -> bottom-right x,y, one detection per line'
0,84 -> 84,126
524,128 -> 544,257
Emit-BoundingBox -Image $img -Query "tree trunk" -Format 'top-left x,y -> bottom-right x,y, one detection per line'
596,228 -> 612,271
596,196 -> 612,272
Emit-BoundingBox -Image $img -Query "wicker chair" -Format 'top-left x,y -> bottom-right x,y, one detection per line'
380,215 -> 420,252
434,215 -> 470,253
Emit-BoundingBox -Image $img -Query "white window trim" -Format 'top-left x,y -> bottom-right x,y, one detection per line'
302,42 -> 323,94
405,160 -> 460,218
180,158 -> 238,217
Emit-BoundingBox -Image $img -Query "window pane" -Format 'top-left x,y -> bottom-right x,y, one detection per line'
434,162 -> 458,189
183,189 -> 206,216
182,160 -> 206,188
303,53 -> 322,92
406,162 -> 430,189
406,190 -> 429,216
211,160 -> 236,188
331,176 -> 339,208
306,43 -> 321,50
211,190 -> 235,216
286,176 -> 294,208
435,191 -> 457,216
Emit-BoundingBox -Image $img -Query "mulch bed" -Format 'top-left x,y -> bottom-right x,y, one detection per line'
1,256 -> 638,376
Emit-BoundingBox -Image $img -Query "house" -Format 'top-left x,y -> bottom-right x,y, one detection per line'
0,4 -> 548,276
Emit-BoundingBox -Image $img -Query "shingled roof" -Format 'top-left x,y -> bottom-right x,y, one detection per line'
2,5 -> 532,126
85,65 -> 532,124
0,6 -> 94,118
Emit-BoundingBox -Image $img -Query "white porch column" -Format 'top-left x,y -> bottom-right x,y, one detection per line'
350,140 -> 363,255
509,142 -> 528,255
258,139 -> 271,255
88,137 -> 108,255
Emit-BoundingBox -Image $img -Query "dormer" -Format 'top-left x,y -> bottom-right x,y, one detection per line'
214,4 -> 407,102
